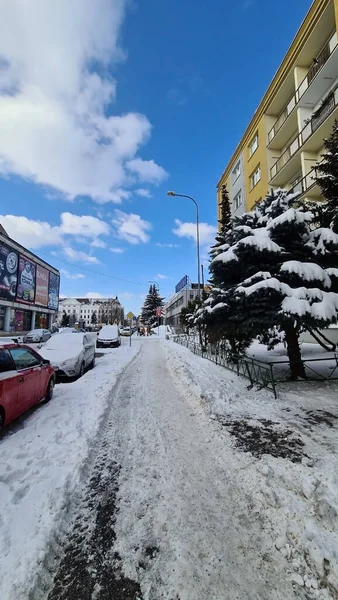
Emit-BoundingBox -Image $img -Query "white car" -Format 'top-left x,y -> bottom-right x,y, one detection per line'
96,325 -> 121,348
40,332 -> 95,378
24,329 -> 52,343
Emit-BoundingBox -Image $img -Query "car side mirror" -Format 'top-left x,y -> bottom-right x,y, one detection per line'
42,358 -> 50,366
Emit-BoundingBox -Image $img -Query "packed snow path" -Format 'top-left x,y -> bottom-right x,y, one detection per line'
37,340 -> 302,600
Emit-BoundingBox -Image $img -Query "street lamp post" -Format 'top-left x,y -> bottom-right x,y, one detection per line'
167,191 -> 201,299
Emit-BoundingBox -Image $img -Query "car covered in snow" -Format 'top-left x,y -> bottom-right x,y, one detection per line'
39,333 -> 95,378
96,325 -> 121,348
24,329 -> 52,344
0,341 -> 55,430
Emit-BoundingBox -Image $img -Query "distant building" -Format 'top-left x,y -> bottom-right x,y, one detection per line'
58,297 -> 124,327
217,0 -> 338,217
0,227 -> 60,333
164,282 -> 200,330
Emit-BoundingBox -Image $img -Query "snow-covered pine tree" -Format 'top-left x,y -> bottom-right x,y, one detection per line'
219,189 -> 338,379
316,119 -> 338,232
209,185 -> 232,262
141,285 -> 164,327
196,198 -> 258,355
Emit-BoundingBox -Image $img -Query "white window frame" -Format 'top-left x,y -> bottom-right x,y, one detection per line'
251,165 -> 261,189
249,133 -> 258,157
232,161 -> 241,183
233,190 -> 242,211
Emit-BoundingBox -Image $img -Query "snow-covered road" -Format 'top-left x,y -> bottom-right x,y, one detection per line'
37,339 -> 300,600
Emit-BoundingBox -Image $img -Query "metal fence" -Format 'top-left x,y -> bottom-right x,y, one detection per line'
172,335 -> 338,399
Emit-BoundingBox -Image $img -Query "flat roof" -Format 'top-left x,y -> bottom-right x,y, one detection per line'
0,232 -> 59,274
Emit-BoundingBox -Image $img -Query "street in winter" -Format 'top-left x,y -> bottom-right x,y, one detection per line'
1,328 -> 338,600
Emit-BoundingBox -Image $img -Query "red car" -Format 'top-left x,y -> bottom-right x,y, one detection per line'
0,342 -> 55,430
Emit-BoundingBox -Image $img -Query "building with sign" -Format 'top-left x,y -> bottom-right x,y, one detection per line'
164,282 -> 200,330
0,226 -> 60,333
58,297 -> 124,328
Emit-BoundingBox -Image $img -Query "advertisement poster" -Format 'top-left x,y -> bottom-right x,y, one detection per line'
35,265 -> 49,306
16,255 -> 36,304
0,242 -> 18,301
48,272 -> 60,310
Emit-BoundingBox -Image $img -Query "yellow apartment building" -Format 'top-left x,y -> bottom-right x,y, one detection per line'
217,0 -> 338,220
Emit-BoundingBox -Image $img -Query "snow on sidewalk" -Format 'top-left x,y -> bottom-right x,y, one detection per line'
0,342 -> 140,600
163,340 -> 338,599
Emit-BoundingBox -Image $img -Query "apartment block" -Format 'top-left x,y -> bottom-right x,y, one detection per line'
217,0 -> 338,219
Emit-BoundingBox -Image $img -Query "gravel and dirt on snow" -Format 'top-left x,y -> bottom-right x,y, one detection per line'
1,334 -> 338,600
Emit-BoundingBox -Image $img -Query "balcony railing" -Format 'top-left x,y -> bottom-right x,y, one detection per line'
307,43 -> 331,84
268,31 -> 337,145
268,95 -> 296,143
270,86 -> 338,180
289,161 -> 324,197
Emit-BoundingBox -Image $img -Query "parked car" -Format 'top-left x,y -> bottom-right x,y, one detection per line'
96,325 -> 121,348
0,341 -> 55,430
59,327 -> 78,334
120,326 -> 131,337
24,329 -> 51,344
40,333 -> 95,378
0,336 -> 23,345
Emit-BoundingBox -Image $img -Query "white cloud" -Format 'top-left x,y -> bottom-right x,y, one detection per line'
0,212 -> 109,249
0,1 -> 166,203
60,212 -> 109,238
156,242 -> 180,248
110,247 -> 124,253
0,214 -> 63,248
135,188 -> 152,198
90,239 -> 107,248
60,269 -> 85,280
172,219 -> 217,245
156,274 -> 168,280
63,247 -> 100,264
112,210 -> 151,244
84,292 -> 104,298
126,158 -> 168,184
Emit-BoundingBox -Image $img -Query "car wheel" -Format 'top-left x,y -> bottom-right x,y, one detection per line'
45,378 -> 55,402
79,362 -> 85,378
0,409 -> 5,431
90,355 -> 95,369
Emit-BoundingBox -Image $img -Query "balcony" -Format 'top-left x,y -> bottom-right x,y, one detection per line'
270,86 -> 338,185
289,163 -> 324,201
268,31 -> 338,149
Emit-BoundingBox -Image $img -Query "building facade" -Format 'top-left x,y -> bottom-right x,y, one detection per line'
0,227 -> 60,333
58,297 -> 124,328
218,0 -> 338,217
164,285 -> 200,330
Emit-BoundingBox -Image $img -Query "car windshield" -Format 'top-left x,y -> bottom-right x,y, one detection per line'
27,329 -> 43,335
44,334 -> 83,349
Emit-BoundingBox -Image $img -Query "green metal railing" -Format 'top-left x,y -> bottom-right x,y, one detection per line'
172,335 -> 338,399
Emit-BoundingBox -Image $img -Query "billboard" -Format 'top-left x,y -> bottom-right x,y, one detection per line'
16,255 -> 36,304
48,271 -> 60,310
175,275 -> 189,294
0,242 -> 18,301
35,265 -> 49,307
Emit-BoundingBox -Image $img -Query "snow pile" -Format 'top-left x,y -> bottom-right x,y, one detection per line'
164,339 -> 338,598
0,342 -> 140,600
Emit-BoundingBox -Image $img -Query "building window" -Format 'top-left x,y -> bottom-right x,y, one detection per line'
233,190 -> 242,211
232,161 -> 241,183
250,165 -> 261,189
249,133 -> 258,157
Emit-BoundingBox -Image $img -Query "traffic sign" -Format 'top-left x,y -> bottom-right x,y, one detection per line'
126,311 -> 134,320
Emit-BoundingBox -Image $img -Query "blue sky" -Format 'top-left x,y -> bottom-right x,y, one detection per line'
0,0 -> 312,315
